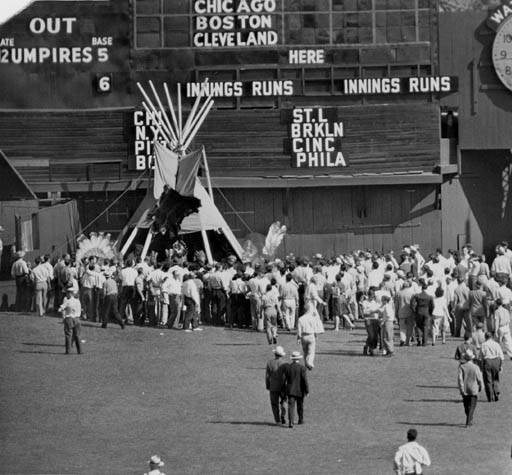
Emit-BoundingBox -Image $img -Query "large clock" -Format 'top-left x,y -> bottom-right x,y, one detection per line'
492,15 -> 512,92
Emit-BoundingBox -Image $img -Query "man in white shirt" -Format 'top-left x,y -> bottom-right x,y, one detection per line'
162,268 -> 182,329
59,283 -> 83,354
119,259 -> 138,324
169,259 -> 186,282
494,298 -> 512,358
491,246 -> 512,286
480,332 -> 504,402
147,263 -> 166,327
496,282 -> 512,308
182,273 -> 202,332
367,260 -> 383,289
31,257 -> 51,317
11,250 -> 29,312
279,273 -> 299,331
297,302 -> 324,370
80,263 -> 98,320
394,428 -> 431,475
144,454 -> 166,475
41,255 -> 54,312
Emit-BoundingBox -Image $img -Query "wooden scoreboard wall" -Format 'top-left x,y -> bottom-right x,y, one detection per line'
0,0 -> 448,254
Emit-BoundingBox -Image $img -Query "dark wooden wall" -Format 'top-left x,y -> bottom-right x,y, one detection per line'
62,190 -> 146,234
439,11 -> 512,149
215,184 -> 442,256
0,104 -> 440,188
0,111 -> 137,185
194,104 -> 440,176
442,150 -> 512,257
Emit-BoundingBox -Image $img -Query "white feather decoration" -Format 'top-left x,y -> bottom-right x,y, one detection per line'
262,221 -> 287,257
76,232 -> 115,263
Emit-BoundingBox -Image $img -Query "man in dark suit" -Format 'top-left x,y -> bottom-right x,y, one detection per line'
410,280 -> 434,346
265,345 -> 287,425
282,351 -> 309,428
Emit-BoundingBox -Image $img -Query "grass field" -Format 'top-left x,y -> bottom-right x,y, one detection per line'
0,313 -> 511,474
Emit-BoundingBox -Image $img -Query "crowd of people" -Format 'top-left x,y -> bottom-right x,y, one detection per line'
6,241 -> 512,362
6,240 -> 512,470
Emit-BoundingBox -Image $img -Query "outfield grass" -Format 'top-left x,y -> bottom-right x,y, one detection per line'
0,313 -> 511,474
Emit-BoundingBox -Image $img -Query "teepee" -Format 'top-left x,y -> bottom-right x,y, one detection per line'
118,80 -> 243,263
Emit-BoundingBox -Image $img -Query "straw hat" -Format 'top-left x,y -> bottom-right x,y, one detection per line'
290,351 -> 303,360
148,455 -> 164,467
464,349 -> 475,360
273,346 -> 285,357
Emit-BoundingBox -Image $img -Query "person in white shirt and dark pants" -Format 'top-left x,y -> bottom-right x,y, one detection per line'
182,274 -> 202,332
119,259 -> 138,324
481,331 -> 505,402
59,283 -> 82,354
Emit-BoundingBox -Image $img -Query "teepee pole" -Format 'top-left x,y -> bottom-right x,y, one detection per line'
177,83 -> 183,145
182,79 -> 207,143
148,80 -> 178,143
138,84 -> 176,144
183,99 -> 214,151
163,83 -> 180,146
202,147 -> 214,203
182,96 -> 213,145
142,102 -> 174,146
141,228 -> 153,260
201,228 -> 213,264
121,226 -> 139,256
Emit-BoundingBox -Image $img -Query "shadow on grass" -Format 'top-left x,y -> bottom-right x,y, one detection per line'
404,399 -> 460,403
416,385 -> 458,389
23,342 -> 62,347
80,322 -> 106,329
397,421 -> 463,428
213,343 -> 262,346
316,350 -> 365,357
208,421 -> 277,427
18,350 -> 64,355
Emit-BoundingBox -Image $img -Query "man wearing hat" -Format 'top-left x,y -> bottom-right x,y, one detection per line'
265,346 -> 287,425
457,349 -> 483,427
10,250 -> 29,312
101,270 -> 124,329
480,331 -> 504,402
144,455 -> 166,475
59,283 -> 83,354
282,351 -> 309,428
410,280 -> 434,346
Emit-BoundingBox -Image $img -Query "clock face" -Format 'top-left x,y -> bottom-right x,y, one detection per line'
492,16 -> 512,92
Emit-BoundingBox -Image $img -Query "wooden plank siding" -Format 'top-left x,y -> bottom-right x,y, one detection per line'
0,103 -> 440,188
214,185 -> 441,256
193,104 -> 440,176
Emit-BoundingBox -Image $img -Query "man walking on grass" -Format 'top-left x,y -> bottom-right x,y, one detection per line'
458,349 -> 483,427
265,345 -> 287,425
481,331 -> 504,402
59,283 -> 83,355
282,351 -> 309,428
394,428 -> 431,475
